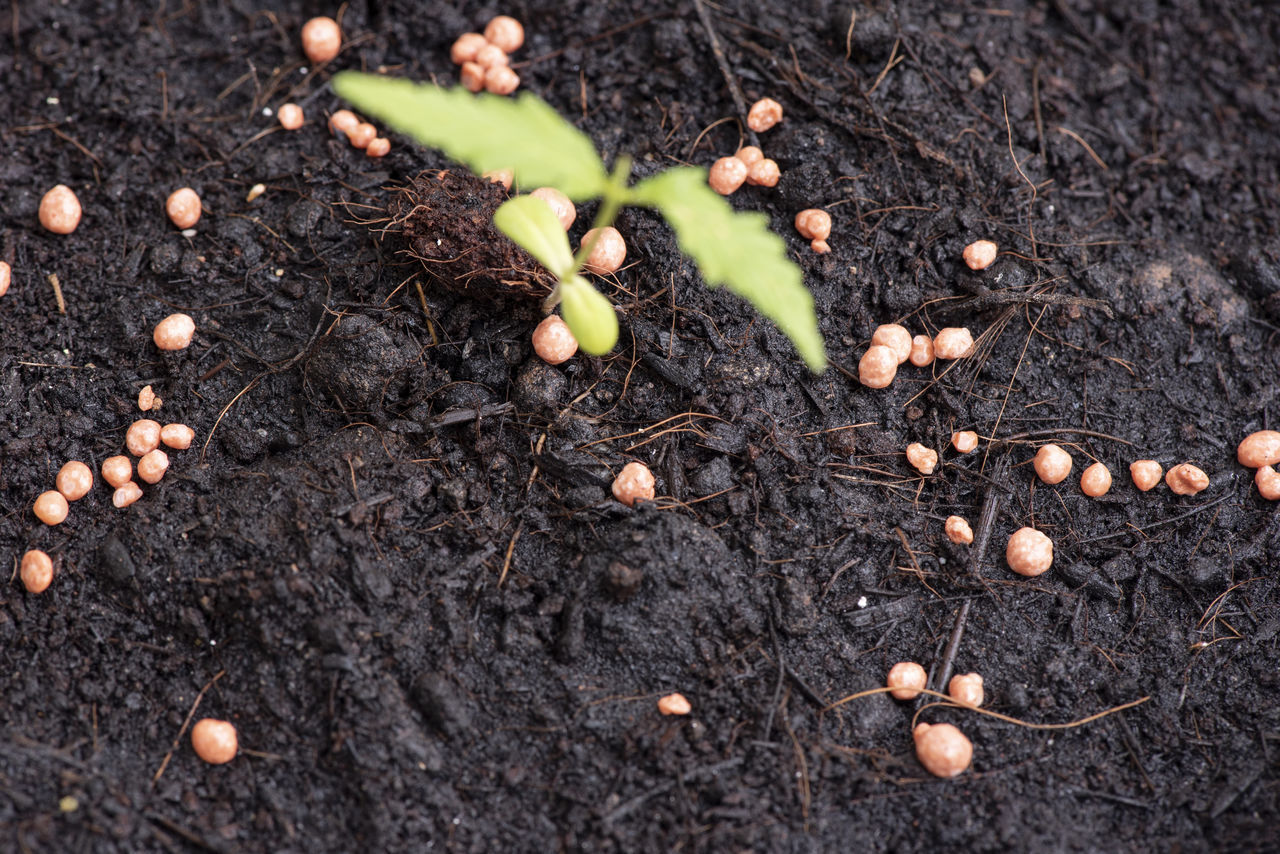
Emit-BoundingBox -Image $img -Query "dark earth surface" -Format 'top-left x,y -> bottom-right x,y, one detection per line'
3,1 -> 1279,851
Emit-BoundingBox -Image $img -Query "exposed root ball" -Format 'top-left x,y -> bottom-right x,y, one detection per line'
380,170 -> 555,300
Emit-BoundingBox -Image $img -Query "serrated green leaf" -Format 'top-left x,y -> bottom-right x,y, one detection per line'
631,168 -> 826,372
559,276 -> 618,356
331,72 -> 608,199
494,196 -> 576,279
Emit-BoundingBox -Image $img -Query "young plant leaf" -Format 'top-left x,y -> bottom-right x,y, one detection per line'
494,196 -> 576,280
631,168 -> 826,372
331,72 -> 609,199
558,276 -> 618,356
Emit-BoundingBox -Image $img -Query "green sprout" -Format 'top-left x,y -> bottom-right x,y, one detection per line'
331,73 -> 826,373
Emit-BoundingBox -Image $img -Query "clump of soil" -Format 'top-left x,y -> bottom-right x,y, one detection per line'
381,169 -> 555,300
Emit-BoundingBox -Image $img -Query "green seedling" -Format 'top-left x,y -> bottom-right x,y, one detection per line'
332,73 -> 826,372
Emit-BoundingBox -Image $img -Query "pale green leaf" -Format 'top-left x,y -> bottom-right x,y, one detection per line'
559,276 -> 618,356
494,196 -> 576,280
331,72 -> 608,199
631,168 -> 826,372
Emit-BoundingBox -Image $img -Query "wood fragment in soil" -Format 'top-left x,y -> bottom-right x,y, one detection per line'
692,0 -> 757,148
930,599 -> 973,705
48,273 -> 65,314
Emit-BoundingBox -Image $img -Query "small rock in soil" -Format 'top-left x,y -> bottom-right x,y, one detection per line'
513,360 -> 567,411
353,553 -> 393,601
602,560 -> 643,602
304,314 -> 411,411
691,456 -> 733,496
410,672 -> 473,739
306,614 -> 357,655
219,421 -> 267,463
1005,682 -> 1030,713
702,421 -> 747,454
217,217 -> 263,266
834,4 -> 896,60
777,575 -> 818,637
555,595 -> 586,663
178,606 -> 209,642
1102,553 -> 1140,583
285,199 -> 325,238
439,382 -> 498,410
179,248 -> 203,279
1229,240 -> 1280,301
1188,555 -> 1229,588
825,428 -> 857,456
149,243 -> 181,275
459,351 -> 512,388
502,615 -> 545,654
438,478 -> 468,510
396,721 -> 445,774
98,535 -> 136,585
562,484 -> 605,508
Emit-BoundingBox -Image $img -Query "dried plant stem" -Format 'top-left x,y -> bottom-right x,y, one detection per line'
48,273 -> 65,314
825,685 -> 1150,732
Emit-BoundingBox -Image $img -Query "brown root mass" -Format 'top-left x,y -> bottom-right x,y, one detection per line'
382,169 -> 555,300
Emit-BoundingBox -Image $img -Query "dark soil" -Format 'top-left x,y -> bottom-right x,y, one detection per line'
3,2 -> 1278,851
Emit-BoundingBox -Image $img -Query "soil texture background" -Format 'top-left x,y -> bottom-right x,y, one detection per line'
2,1 -> 1279,851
